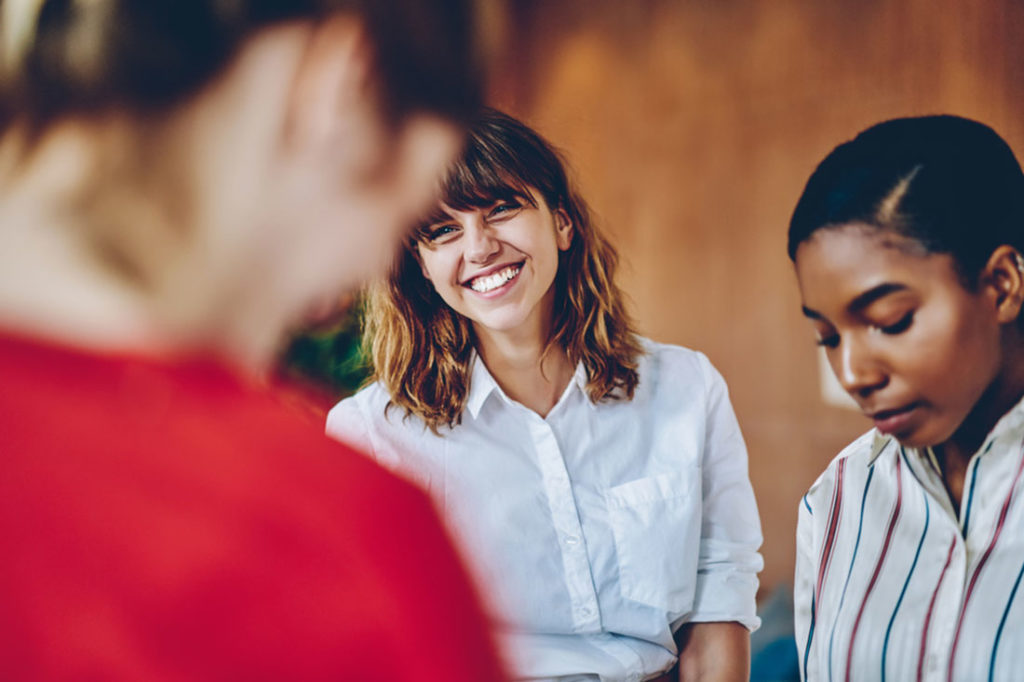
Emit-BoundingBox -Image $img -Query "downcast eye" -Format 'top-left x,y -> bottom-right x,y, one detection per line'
816,334 -> 839,349
877,312 -> 914,336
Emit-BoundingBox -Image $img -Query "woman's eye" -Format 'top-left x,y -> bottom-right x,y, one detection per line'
816,334 -> 840,349
489,200 -> 521,218
878,311 -> 914,335
424,225 -> 458,242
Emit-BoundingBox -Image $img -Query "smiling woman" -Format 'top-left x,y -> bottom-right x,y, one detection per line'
327,108 -> 764,682
788,115 -> 1024,682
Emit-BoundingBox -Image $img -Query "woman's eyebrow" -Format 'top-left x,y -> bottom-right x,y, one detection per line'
801,305 -> 823,320
846,282 -> 908,314
421,206 -> 455,228
800,282 -> 909,321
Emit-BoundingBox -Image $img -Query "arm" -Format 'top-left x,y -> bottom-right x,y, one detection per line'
689,354 -> 763,628
675,621 -> 750,682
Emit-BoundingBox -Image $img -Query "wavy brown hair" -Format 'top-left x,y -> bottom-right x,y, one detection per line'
366,108 -> 643,431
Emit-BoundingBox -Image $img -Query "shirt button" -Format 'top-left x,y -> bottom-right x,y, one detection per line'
565,535 -> 580,546
579,605 -> 594,617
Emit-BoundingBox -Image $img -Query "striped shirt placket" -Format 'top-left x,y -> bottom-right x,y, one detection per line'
916,537 -> 956,682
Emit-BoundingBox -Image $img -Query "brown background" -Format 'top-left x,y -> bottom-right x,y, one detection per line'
486,0 -> 1024,594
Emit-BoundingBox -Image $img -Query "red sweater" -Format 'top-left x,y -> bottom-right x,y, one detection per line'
0,332 -> 506,681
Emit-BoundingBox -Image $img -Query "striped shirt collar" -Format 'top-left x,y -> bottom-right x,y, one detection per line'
464,350 -> 589,420
866,393 -> 1024,467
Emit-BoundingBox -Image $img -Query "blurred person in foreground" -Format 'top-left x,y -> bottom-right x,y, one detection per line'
0,0 -> 507,680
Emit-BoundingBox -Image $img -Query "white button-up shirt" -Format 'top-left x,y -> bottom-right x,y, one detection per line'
327,339 -> 763,681
795,397 -> 1024,682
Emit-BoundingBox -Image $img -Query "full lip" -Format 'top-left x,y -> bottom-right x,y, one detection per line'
866,401 -> 924,434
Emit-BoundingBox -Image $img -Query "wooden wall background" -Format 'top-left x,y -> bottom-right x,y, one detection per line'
487,0 -> 1024,594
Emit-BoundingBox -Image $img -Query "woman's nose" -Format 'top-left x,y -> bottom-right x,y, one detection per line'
465,221 -> 499,263
835,339 -> 888,398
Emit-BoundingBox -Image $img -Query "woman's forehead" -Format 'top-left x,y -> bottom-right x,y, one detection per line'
795,225 -> 956,308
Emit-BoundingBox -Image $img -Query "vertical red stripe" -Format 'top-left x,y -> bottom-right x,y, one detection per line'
917,538 -> 956,682
946,437 -> 1024,681
816,458 -> 847,606
845,454 -> 903,682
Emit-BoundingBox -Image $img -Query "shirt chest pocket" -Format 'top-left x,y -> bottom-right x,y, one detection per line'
605,469 -> 701,615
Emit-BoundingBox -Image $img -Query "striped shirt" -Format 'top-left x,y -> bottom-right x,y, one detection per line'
795,398 -> 1024,682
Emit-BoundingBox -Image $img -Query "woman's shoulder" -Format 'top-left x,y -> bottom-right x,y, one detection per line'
803,428 -> 883,504
634,337 -> 724,393
326,381 -> 429,444
636,337 -> 710,372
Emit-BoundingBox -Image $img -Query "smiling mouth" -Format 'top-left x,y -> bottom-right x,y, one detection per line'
465,263 -> 522,293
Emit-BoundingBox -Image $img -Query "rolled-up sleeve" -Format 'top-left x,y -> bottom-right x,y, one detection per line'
688,353 -> 764,630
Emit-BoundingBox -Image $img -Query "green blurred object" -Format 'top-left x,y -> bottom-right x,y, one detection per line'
279,300 -> 371,400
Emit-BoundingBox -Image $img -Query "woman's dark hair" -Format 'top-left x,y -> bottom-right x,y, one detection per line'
788,115 -> 1024,285
366,108 -> 643,432
1,0 -> 482,132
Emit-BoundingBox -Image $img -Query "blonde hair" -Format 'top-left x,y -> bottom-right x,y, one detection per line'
366,108 -> 643,432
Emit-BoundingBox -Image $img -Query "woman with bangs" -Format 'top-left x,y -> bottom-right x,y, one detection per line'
327,108 -> 763,682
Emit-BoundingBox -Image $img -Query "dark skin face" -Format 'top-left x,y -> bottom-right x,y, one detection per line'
794,224 -> 1024,507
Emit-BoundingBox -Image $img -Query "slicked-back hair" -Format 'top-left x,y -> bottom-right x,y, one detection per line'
788,115 -> 1024,286
365,108 -> 644,432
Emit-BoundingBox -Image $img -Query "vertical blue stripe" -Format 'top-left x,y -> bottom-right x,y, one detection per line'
881,456 -> 929,682
826,466 -> 875,682
962,456 -> 981,535
802,594 -> 816,682
900,446 -> 927,490
804,494 -> 813,515
990,560 -> 1024,681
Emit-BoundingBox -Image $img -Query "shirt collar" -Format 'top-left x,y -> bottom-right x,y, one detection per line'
465,351 -> 499,419
866,393 -> 1024,466
463,351 -> 590,420
867,430 -> 894,466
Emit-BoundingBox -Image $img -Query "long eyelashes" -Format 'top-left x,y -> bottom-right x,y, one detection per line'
878,311 -> 914,335
814,312 -> 915,349
816,334 -> 839,349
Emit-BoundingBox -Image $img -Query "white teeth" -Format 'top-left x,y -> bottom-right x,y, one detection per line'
469,265 -> 520,293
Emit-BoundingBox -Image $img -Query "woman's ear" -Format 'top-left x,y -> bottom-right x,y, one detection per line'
983,245 -> 1024,324
554,208 -> 574,251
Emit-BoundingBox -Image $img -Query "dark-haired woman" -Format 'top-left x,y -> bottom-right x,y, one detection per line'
328,109 -> 763,682
790,115 -> 1024,681
0,1 -> 508,679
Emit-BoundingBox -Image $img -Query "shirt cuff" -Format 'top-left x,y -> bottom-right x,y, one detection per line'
688,569 -> 761,631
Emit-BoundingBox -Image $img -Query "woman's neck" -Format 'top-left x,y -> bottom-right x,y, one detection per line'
473,323 -> 575,418
937,334 -> 1024,509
